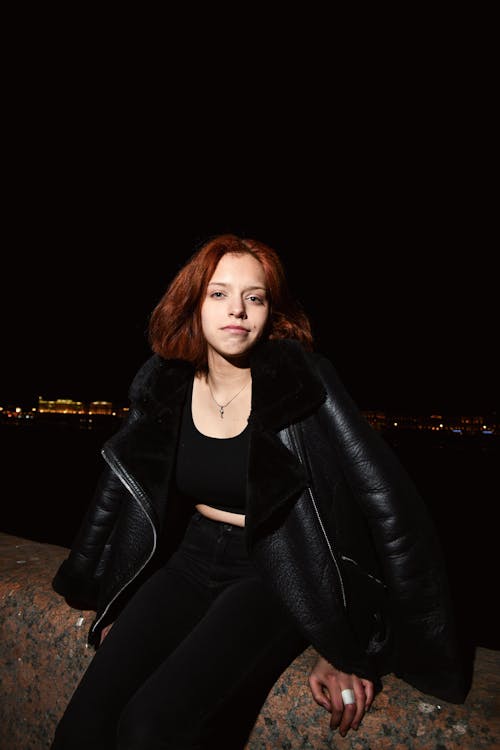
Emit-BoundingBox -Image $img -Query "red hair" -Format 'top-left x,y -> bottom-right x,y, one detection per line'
148,234 -> 314,371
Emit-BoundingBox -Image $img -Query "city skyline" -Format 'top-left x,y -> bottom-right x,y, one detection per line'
1,398 -> 497,436
2,394 -> 498,417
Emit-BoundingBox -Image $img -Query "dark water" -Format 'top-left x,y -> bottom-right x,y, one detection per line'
1,422 -> 498,651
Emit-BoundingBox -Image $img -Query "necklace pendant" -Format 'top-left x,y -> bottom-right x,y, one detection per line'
220,406 -> 224,419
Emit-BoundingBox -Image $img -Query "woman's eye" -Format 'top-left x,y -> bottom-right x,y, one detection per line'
209,291 -> 264,303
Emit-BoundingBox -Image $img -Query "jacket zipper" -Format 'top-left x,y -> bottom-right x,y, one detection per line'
341,555 -> 387,588
289,423 -> 347,609
90,446 -> 157,637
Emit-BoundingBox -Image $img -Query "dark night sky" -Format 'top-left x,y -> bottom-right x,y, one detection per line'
2,52 -> 496,418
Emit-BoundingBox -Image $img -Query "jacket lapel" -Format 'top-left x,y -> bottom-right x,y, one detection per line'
245,339 -> 327,547
102,357 -> 192,529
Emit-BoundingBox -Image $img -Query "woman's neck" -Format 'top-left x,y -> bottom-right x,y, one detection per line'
205,352 -> 251,390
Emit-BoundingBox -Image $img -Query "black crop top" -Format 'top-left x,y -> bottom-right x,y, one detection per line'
175,377 -> 249,514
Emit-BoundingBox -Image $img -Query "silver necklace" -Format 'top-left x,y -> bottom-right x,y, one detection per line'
207,378 -> 251,419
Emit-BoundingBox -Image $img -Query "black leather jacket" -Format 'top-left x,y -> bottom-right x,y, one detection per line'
52,339 -> 467,703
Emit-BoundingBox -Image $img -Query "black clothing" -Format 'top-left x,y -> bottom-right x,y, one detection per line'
175,375 -> 249,514
51,511 -> 308,749
52,339 -> 468,704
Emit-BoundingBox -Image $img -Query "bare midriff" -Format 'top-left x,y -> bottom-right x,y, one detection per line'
195,503 -> 245,528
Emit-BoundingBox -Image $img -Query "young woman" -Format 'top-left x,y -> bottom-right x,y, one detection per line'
50,234 -> 466,749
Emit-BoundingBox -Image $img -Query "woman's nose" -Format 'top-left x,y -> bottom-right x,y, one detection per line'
229,299 -> 247,318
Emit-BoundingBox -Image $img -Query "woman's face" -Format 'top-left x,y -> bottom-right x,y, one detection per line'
201,252 -> 269,363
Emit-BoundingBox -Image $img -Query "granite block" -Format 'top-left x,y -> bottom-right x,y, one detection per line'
1,532 -> 499,750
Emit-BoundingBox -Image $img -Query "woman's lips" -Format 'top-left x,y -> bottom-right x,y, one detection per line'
222,326 -> 248,333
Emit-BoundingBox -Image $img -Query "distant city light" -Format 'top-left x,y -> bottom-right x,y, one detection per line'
0,401 -> 497,435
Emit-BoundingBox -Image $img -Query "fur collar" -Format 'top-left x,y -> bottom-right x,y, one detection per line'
129,338 -> 327,432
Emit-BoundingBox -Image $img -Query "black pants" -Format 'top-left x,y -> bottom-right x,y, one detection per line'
51,510 -> 309,750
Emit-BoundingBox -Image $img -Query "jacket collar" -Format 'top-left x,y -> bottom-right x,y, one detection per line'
130,338 -> 327,432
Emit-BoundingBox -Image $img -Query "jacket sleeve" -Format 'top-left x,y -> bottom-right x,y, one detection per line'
314,353 -> 467,701
51,461 -> 129,610
314,354 -> 446,602
51,356 -> 159,609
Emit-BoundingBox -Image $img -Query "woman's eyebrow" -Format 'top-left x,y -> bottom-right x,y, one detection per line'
207,282 -> 267,292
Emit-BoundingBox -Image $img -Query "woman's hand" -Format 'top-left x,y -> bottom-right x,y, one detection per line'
99,622 -> 114,645
308,655 -> 374,737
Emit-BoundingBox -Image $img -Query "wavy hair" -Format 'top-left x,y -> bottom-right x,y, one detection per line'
148,234 -> 314,371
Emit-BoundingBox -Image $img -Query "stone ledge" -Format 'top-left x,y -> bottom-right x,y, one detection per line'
1,531 -> 499,750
